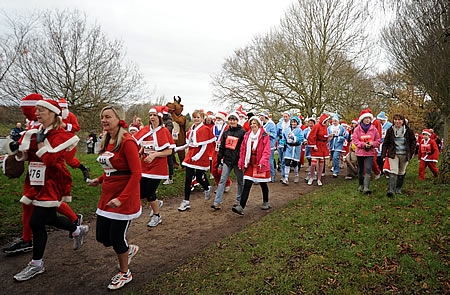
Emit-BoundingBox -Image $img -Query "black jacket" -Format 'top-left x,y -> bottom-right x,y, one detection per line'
217,125 -> 246,166
381,125 -> 416,160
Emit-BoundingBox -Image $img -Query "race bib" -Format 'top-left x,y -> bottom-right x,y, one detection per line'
421,144 -> 431,154
172,131 -> 179,140
360,135 -> 372,143
331,128 -> 339,136
29,162 -> 46,186
381,129 -> 387,138
225,136 -> 239,150
215,141 -> 220,152
287,132 -> 295,143
252,166 -> 266,178
142,140 -> 156,154
97,151 -> 117,175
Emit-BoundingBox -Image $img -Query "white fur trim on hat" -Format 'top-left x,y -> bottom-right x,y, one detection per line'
249,116 -> 262,127
36,100 -> 61,115
226,112 -> 239,121
359,112 -> 373,122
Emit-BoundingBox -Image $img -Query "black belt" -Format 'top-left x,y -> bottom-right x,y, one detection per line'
106,170 -> 131,177
317,139 -> 327,142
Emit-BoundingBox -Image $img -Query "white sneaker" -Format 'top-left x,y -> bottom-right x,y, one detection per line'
178,200 -> 190,211
294,176 -> 299,183
149,200 -> 163,217
209,173 -> 214,179
147,214 -> 162,227
117,244 -> 139,269
332,173 -> 338,178
14,261 -> 45,281
224,185 -> 231,192
107,270 -> 132,290
162,178 -> 173,185
204,186 -> 213,200
308,178 -> 313,185
281,177 -> 288,185
374,173 -> 381,180
317,180 -> 323,186
73,225 -> 89,250
322,173 -> 325,177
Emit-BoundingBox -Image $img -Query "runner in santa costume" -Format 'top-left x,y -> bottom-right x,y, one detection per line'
276,111 -> 291,180
13,99 -> 89,282
133,106 -> 175,227
58,98 -> 90,181
418,129 -> 439,181
328,112 -> 348,177
302,117 -> 316,182
176,110 -> 215,211
210,111 -> 231,193
3,94 -> 82,255
204,111 -> 215,179
211,112 -> 246,210
281,116 -> 304,185
233,116 -> 271,215
307,114 -> 331,186
88,106 -> 142,290
353,109 -> 381,194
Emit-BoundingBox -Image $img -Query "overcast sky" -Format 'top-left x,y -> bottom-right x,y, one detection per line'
1,0 -> 296,114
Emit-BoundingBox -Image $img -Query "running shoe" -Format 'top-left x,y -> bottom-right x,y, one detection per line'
107,270 -> 132,290
307,178 -> 314,185
293,176 -> 299,183
162,178 -> 173,185
73,225 -> 89,250
261,202 -> 271,210
224,185 -> 231,193
204,186 -> 213,200
3,238 -> 33,254
317,180 -> 323,186
178,200 -> 190,211
232,204 -> 244,215
147,215 -> 162,227
211,202 -> 221,210
69,214 -> 84,239
14,261 -> 45,281
281,177 -> 288,185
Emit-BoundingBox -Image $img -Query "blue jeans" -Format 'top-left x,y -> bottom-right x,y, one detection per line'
214,163 -> 244,204
278,146 -> 286,177
330,150 -> 342,174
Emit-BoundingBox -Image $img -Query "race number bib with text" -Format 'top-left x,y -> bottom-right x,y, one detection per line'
225,136 -> 239,150
29,162 -> 46,186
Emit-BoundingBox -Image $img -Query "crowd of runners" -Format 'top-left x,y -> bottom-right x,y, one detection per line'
1,93 -> 442,290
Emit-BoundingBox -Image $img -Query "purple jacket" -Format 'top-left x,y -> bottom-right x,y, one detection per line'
238,127 -> 271,173
352,124 -> 381,157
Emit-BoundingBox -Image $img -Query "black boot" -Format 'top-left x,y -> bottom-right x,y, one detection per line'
387,173 -> 397,197
79,164 -> 90,181
396,174 -> 405,194
358,175 -> 364,192
363,175 -> 372,194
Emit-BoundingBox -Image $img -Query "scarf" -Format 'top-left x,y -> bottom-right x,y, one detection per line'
393,125 -> 406,138
244,128 -> 261,168
361,122 -> 371,133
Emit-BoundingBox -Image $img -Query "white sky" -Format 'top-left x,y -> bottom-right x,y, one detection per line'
1,0 -> 295,114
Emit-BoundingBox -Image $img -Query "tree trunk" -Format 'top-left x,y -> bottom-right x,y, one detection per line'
439,114 -> 450,183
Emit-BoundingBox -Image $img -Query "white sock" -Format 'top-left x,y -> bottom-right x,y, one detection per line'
284,166 -> 290,177
31,259 -> 43,267
72,226 -> 81,237
294,166 -> 299,176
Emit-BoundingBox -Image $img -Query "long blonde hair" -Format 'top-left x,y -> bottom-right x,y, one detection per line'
99,106 -> 127,153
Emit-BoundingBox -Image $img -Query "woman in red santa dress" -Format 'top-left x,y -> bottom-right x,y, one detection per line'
210,111 -> 231,191
418,129 -> 439,180
133,106 -> 175,227
307,114 -> 331,186
13,99 -> 88,282
232,116 -> 271,215
87,106 -> 142,290
176,110 -> 215,211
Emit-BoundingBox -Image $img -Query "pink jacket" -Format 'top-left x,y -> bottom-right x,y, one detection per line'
238,127 -> 271,173
352,124 -> 381,157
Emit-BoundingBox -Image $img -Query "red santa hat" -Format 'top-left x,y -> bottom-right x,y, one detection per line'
206,111 -> 215,119
422,129 -> 432,136
236,105 -> 247,118
358,109 -> 373,122
352,118 -> 359,124
249,116 -> 262,127
226,112 -> 239,121
319,114 -> 330,125
129,126 -> 139,133
58,98 -> 68,108
149,106 -> 164,117
36,99 -> 61,115
20,93 -> 43,121
162,106 -> 169,115
215,111 -> 227,121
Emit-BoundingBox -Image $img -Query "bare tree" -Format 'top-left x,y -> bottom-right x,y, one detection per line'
0,10 -> 149,130
382,0 -> 449,181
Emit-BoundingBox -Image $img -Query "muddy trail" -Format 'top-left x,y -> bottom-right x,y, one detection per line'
1,170 -> 332,294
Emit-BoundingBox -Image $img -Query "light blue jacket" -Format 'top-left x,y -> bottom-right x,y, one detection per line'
282,125 -> 303,161
276,119 -> 290,148
378,121 -> 393,156
263,120 -> 277,150
328,124 -> 348,152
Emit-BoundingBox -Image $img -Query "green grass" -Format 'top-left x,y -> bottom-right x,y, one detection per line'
139,159 -> 449,294
0,153 -> 192,243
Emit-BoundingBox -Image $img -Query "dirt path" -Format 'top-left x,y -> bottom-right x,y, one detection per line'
1,170 -> 330,294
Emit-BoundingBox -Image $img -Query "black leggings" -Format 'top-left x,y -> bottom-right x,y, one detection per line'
96,215 -> 131,255
240,179 -> 269,209
30,206 -> 76,260
184,167 -> 210,201
285,159 -> 299,167
167,154 -> 174,178
140,178 -> 161,202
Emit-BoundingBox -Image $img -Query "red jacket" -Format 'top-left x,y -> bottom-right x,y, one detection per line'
19,125 -> 79,207
183,122 -> 215,170
238,127 -> 271,173
96,134 -> 142,220
62,112 -> 80,133
308,114 -> 330,158
418,138 -> 439,162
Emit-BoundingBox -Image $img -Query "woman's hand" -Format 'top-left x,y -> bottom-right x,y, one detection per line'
106,198 -> 122,208
313,147 -> 318,151
144,153 -> 156,164
87,178 -> 100,187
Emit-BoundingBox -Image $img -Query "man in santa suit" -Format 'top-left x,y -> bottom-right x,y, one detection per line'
237,105 -> 250,132
58,98 -> 90,180
210,111 -> 231,192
